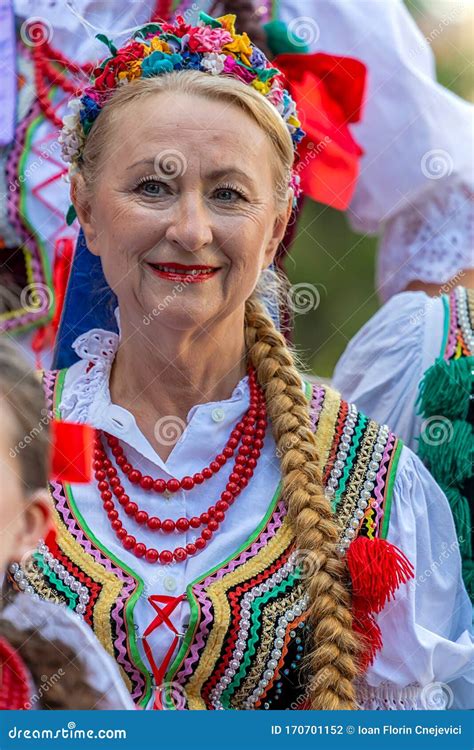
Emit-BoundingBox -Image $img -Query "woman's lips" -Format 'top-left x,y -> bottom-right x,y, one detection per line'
147,262 -> 219,283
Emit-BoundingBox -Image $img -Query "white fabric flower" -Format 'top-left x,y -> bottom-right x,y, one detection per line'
201,52 -> 226,75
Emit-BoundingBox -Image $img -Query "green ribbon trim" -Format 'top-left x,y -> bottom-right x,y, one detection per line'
333,413 -> 367,511
35,553 -> 78,610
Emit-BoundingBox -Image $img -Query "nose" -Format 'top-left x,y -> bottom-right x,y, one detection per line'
165,192 -> 213,255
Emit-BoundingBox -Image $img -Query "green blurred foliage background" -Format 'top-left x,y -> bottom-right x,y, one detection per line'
287,0 -> 473,379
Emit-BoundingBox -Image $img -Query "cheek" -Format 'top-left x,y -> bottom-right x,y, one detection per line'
0,470 -> 24,569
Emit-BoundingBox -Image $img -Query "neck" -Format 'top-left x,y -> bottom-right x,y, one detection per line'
109,308 -> 248,426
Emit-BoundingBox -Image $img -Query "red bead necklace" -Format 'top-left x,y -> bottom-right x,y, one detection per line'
0,637 -> 30,710
93,366 -> 267,565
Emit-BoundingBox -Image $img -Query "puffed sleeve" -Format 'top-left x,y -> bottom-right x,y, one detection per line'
356,447 -> 474,710
332,291 -> 445,450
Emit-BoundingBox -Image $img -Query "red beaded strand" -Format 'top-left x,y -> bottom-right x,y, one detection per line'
93,366 -> 267,565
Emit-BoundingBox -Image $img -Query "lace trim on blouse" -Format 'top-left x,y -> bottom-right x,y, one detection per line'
376,179 -> 473,301
60,328 -> 119,422
356,679 -> 451,710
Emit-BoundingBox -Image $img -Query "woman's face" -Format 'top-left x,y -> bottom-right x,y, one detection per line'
74,92 -> 292,332
0,401 -> 51,575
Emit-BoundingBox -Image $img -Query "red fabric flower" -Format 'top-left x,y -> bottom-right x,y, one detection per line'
161,15 -> 191,38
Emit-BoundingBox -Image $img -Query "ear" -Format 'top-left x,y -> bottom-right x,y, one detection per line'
262,192 -> 294,269
70,174 -> 101,257
13,490 -> 53,564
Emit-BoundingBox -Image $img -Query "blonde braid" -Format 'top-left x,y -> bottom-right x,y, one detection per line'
244,295 -> 361,710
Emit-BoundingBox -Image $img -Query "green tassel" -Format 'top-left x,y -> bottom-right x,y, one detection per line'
418,419 -> 474,486
263,20 -> 309,55
444,487 -> 472,559
417,356 -> 474,421
66,204 -> 77,226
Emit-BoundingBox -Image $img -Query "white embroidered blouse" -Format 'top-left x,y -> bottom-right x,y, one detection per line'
54,327 -> 474,710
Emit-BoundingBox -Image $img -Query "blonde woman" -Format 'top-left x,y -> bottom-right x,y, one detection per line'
10,13 -> 473,710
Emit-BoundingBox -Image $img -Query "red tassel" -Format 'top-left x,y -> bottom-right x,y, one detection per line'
346,536 -> 414,614
351,604 -> 383,672
346,536 -> 414,671
50,421 -> 94,484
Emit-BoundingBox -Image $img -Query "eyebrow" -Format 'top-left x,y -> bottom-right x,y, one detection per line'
126,159 -> 253,183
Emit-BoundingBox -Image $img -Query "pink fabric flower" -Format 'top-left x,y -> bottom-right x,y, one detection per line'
188,26 -> 233,53
223,56 -> 255,84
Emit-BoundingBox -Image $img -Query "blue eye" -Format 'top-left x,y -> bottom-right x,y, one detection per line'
214,185 -> 246,202
136,179 -> 168,197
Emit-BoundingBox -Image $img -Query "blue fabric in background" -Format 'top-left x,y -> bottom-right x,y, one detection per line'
53,229 -> 118,369
53,229 -> 281,370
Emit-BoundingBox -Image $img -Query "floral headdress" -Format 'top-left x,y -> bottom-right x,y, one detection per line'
59,11 -> 305,214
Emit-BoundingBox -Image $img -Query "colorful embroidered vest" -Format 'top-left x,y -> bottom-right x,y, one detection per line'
12,370 -> 405,710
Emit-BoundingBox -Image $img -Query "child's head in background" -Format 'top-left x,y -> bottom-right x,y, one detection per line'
0,340 -> 52,576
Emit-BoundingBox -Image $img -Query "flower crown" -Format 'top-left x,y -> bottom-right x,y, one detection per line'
59,11 -> 305,209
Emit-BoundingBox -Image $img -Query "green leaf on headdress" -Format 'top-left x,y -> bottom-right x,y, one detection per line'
199,12 -> 221,28
95,33 -> 118,56
263,20 -> 309,55
134,24 -> 162,39
83,120 -> 94,136
66,204 -> 77,226
256,67 -> 280,82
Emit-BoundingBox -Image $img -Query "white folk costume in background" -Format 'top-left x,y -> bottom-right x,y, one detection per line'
274,0 -> 473,299
8,13 -> 473,711
334,287 -> 474,605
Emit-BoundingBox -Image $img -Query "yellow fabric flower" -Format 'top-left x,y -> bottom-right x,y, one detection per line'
287,115 -> 301,129
149,38 -> 171,54
217,14 -> 237,37
223,32 -> 253,66
252,79 -> 272,95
